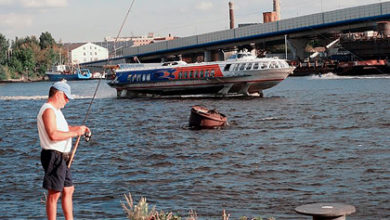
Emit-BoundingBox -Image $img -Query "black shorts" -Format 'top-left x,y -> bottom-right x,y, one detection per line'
41,149 -> 73,191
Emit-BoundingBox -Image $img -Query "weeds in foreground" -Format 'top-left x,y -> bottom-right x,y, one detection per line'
121,192 -> 183,220
40,192 -> 47,204
121,192 -> 275,220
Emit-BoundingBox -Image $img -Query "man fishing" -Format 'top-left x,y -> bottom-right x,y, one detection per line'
37,80 -> 90,220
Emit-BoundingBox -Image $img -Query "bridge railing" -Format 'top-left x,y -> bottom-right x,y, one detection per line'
198,29 -> 234,45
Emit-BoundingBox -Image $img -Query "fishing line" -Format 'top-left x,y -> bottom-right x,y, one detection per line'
68,0 -> 137,168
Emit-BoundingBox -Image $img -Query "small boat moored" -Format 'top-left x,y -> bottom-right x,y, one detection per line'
189,105 -> 227,129
46,64 -> 92,81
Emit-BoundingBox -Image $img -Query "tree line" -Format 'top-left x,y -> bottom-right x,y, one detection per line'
0,32 -> 67,81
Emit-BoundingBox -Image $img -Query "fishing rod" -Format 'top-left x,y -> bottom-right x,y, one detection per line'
68,0 -> 137,168
67,78 -> 100,168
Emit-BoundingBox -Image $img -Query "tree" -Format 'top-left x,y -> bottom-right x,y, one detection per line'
1,33 -> 64,80
39,32 -> 56,49
0,65 -> 11,80
8,48 -> 36,78
0,34 -> 9,65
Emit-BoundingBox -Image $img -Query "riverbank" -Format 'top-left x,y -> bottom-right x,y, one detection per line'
0,76 -> 47,83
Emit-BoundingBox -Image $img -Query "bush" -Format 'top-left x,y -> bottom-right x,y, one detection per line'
0,65 -> 10,80
121,193 -> 183,220
121,192 -> 275,220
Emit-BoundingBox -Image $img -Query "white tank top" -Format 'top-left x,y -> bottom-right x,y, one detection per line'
37,103 -> 72,153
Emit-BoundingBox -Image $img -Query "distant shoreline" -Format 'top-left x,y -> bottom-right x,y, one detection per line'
0,77 -> 48,83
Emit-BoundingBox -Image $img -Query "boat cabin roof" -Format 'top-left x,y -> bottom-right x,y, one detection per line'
161,61 -> 187,66
227,49 -> 257,61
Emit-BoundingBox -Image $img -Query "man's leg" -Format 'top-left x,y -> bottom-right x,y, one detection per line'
62,186 -> 74,220
47,189 -> 61,220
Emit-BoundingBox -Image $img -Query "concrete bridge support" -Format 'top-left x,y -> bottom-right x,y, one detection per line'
161,54 -> 183,63
288,38 -> 309,61
204,50 -> 224,62
213,50 -> 225,61
204,50 -> 211,62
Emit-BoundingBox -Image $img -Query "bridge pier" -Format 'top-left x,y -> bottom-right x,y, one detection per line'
204,50 -> 211,62
161,54 -> 184,63
288,38 -> 309,61
215,50 -> 225,61
204,50 -> 224,62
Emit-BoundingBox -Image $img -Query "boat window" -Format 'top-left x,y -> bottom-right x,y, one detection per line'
195,70 -> 199,78
253,62 -> 259,70
210,70 -> 215,77
233,64 -> 239,71
184,71 -> 188,79
260,62 -> 268,69
270,61 -> 278,68
229,54 -> 237,59
146,74 -> 151,81
142,74 -> 146,81
239,63 -> 246,71
205,70 -> 209,78
200,70 -> 204,78
178,71 -> 182,79
189,71 -> 193,78
278,61 -> 288,68
132,74 -> 136,82
137,74 -> 141,81
224,64 -> 231,71
246,63 -> 253,70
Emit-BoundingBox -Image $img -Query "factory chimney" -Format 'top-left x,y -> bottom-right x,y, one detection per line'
229,2 -> 235,29
273,0 -> 280,20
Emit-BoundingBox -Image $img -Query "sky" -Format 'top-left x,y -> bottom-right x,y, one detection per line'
0,0 -> 387,43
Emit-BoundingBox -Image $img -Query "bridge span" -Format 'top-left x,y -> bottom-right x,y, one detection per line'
83,2 -> 390,69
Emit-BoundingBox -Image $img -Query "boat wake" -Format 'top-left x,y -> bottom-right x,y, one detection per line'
259,116 -> 284,121
0,95 -> 99,101
310,72 -> 390,80
0,95 -> 47,101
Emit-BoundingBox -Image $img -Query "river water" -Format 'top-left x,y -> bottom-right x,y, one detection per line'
0,74 -> 389,219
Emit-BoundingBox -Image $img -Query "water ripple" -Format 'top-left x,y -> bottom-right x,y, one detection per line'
0,79 -> 389,219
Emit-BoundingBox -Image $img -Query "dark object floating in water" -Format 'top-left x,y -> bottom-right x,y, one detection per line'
189,105 -> 227,129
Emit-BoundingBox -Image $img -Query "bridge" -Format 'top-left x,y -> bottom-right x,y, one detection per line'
83,2 -> 390,69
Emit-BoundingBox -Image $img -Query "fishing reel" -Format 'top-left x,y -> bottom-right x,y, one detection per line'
84,131 -> 92,142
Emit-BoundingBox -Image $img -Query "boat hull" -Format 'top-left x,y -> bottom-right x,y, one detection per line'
46,70 -> 92,81
335,60 -> 390,76
189,105 -> 227,129
107,52 -> 294,98
109,68 -> 293,98
46,73 -> 80,81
